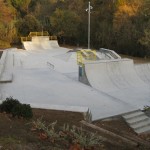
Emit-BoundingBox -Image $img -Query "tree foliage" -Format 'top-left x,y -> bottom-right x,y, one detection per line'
16,14 -> 42,36
10,0 -> 31,15
138,0 -> 150,55
0,0 -> 149,57
50,9 -> 81,36
0,0 -> 16,47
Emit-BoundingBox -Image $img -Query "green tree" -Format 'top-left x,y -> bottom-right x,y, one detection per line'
139,28 -> 150,50
112,0 -> 144,55
0,0 -> 16,47
138,0 -> 150,56
11,0 -> 31,15
16,15 -> 41,36
50,8 -> 81,44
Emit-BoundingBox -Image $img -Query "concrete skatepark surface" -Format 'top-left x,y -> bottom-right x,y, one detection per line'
0,36 -> 150,121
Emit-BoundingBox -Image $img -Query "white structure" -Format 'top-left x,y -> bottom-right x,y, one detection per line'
0,36 -> 150,123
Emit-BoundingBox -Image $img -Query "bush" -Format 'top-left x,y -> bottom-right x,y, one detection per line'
0,97 -> 33,119
0,97 -> 20,113
12,104 -> 33,119
31,118 -> 102,149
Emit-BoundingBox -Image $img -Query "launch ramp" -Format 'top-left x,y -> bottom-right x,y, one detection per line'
21,32 -> 60,51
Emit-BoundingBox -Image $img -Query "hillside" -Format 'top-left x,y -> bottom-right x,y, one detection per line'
0,109 -> 150,150
0,0 -> 150,57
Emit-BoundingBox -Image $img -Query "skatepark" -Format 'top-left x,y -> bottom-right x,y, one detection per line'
0,32 -> 150,134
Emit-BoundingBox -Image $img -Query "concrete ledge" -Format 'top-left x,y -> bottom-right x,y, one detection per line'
31,103 -> 92,122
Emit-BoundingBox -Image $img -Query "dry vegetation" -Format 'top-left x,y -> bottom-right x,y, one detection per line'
0,108 -> 150,150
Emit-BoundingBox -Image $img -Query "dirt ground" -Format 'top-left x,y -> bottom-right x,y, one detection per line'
0,109 -> 150,150
0,109 -> 84,150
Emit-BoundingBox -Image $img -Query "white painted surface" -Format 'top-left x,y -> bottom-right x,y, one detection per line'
85,59 -> 150,109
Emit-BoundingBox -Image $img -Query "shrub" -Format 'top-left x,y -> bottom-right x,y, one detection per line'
12,104 -> 33,119
11,103 -> 22,117
0,97 -> 20,113
0,97 -> 33,119
20,104 -> 33,119
31,118 -> 101,149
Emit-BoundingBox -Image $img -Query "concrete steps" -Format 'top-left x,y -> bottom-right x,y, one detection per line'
122,110 -> 150,134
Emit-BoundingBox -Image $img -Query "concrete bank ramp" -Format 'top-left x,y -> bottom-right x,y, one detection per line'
85,59 -> 150,108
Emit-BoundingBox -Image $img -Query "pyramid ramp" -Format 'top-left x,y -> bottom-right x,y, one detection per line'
122,110 -> 150,134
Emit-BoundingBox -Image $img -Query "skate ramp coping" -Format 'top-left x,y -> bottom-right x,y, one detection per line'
77,49 -> 121,67
28,31 -> 49,37
99,48 -> 121,59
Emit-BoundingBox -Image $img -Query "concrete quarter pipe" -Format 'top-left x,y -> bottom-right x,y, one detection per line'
85,59 -> 150,108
